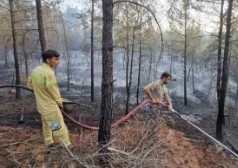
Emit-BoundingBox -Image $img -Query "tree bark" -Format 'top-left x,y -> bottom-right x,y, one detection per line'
4,43 -> 8,68
91,0 -> 95,101
216,0 -> 233,141
217,0 -> 224,107
235,82 -> 238,110
136,29 -> 142,105
192,53 -> 195,93
4,36 -> 11,68
9,0 -> 21,99
58,2 -> 70,91
125,3 -> 130,114
23,38 -> 28,77
98,0 -> 113,148
148,47 -> 153,82
184,7 -> 188,106
126,27 -> 135,114
22,29 -> 36,77
169,46 -> 173,75
35,0 -> 46,53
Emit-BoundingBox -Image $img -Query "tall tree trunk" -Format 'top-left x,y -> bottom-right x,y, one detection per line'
169,47 -> 173,75
4,44 -> 8,68
125,3 -> 130,114
184,8 -> 188,106
23,42 -> 28,77
192,52 -> 195,93
235,65 -> 238,110
216,0 -> 233,141
148,47 -> 153,82
64,30 -> 70,91
122,50 -> 126,70
235,81 -> 238,110
9,0 -> 21,99
58,2 -> 70,91
126,27 -> 135,114
136,30 -> 142,105
35,0 -> 46,53
217,0 -> 224,107
91,0 -> 95,101
217,0 -> 225,124
98,0 -> 113,148
187,62 -> 192,82
23,30 -> 32,78
4,36 -> 11,68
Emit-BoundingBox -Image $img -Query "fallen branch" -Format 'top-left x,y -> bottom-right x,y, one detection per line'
108,147 -> 130,156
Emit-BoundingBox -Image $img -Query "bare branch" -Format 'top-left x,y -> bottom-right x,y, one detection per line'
113,0 -> 164,58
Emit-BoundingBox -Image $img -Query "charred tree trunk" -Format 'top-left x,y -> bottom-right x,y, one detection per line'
64,32 -> 70,91
22,30 -> 33,78
148,47 -> 153,82
35,0 -> 46,53
235,82 -> 238,110
23,42 -> 28,77
217,0 -> 224,102
169,47 -> 173,75
192,53 -> 195,93
58,2 -> 70,91
126,27 -> 135,114
136,31 -> 142,105
91,0 -> 95,101
4,36 -> 11,68
9,0 -> 21,99
184,8 -> 188,106
4,44 -> 8,68
217,0 -> 225,124
125,3 -> 130,114
216,0 -> 233,141
98,0 -> 113,148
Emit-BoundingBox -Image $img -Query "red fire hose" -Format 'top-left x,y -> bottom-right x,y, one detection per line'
0,84 -> 165,131
61,99 -> 151,131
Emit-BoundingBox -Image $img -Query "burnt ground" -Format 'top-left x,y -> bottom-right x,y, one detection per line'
171,89 -> 238,153
0,66 -> 238,167
0,90 -> 238,167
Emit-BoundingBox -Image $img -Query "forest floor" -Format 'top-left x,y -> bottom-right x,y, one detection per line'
0,90 -> 238,167
0,64 -> 238,167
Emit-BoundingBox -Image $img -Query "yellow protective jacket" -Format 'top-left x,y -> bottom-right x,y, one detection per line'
27,63 -> 63,116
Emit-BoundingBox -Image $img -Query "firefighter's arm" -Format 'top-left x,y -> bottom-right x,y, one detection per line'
165,91 -> 173,110
45,74 -> 63,108
27,75 -> 33,90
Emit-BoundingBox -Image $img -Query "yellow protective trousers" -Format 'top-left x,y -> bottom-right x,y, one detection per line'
41,108 -> 71,147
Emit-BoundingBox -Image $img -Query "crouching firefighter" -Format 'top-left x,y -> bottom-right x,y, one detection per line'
27,50 -> 71,148
144,72 -> 174,113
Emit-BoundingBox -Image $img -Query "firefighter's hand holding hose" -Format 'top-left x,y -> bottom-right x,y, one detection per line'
168,104 -> 173,111
150,98 -> 157,104
59,103 -> 63,111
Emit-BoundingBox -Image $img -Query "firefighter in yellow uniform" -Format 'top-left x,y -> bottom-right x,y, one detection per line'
27,50 -> 71,147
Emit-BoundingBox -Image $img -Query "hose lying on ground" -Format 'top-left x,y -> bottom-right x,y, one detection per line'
170,109 -> 238,159
0,84 -> 154,130
0,84 -> 33,92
